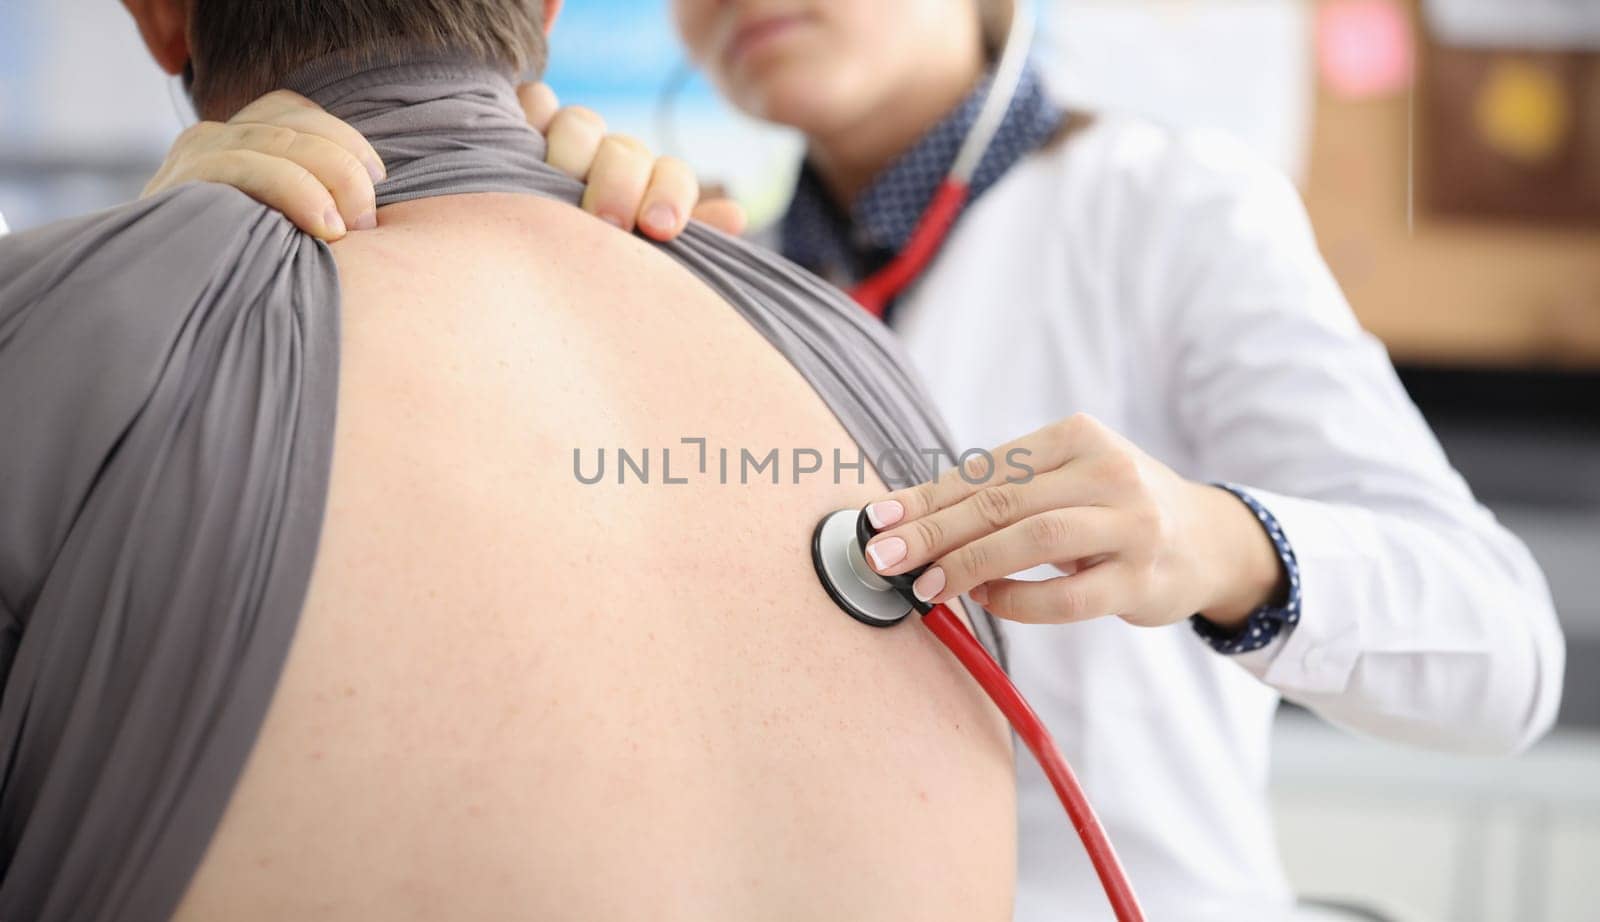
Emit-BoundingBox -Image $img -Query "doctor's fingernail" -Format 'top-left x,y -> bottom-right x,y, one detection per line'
969,584 -> 990,605
642,203 -> 677,233
352,211 -> 377,231
865,536 -> 906,572
912,567 -> 946,603
324,207 -> 346,236
366,159 -> 386,184
866,501 -> 904,529
599,213 -> 625,230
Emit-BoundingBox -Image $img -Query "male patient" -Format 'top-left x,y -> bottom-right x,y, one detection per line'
0,1 -> 1014,920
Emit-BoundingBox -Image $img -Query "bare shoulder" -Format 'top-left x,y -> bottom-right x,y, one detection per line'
176,188 -> 1015,922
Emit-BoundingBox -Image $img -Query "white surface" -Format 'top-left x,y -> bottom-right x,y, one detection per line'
1273,714 -> 1600,921
851,115 -> 1563,921
1423,0 -> 1600,50
1037,0 -> 1315,182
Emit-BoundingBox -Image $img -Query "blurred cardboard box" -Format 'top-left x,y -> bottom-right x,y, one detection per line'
1305,0 -> 1600,368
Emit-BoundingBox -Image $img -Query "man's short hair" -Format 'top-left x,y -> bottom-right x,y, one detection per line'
188,0 -> 548,116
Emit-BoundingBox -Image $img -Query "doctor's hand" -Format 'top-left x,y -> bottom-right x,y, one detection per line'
860,414 -> 1285,630
144,85 -> 745,242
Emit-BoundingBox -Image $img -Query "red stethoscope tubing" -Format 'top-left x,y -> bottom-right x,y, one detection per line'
921,602 -> 1147,922
848,179 -> 969,318
840,5 -> 1142,913
844,0 -> 1033,316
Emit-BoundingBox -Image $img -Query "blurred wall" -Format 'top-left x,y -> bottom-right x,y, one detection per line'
0,0 -> 184,230
0,0 -> 1319,231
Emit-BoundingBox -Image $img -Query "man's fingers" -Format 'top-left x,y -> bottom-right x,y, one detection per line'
544,106 -> 608,179
245,107 -> 386,186
579,135 -> 653,231
537,103 -> 741,241
636,156 -> 697,240
227,91 -> 385,185
145,88 -> 383,240
289,133 -> 378,229
975,564 -> 1127,625
221,127 -> 378,230
517,82 -> 561,132
203,149 -> 346,240
690,198 -> 748,236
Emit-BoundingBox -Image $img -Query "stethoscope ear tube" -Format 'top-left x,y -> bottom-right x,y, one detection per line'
847,2 -> 1036,316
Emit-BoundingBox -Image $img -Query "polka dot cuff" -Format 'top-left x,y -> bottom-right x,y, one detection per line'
1190,484 -> 1303,655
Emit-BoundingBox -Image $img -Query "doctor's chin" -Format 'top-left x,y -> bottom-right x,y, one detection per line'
0,1 -> 1595,921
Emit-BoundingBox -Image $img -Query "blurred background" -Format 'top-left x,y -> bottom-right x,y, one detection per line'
1,0 -> 1596,918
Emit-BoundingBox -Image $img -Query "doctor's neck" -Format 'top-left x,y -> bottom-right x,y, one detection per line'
803,26 -> 986,206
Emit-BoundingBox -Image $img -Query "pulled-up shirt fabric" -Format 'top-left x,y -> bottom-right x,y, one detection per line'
0,53 -> 1003,922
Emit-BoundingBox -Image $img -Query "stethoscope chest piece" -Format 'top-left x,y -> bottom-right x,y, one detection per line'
811,509 -> 913,628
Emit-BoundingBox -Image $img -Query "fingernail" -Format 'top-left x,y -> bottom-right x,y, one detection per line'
352,211 -> 377,231
324,207 -> 346,236
864,536 -> 907,572
599,213 -> 625,230
969,584 -> 990,605
865,501 -> 904,529
912,567 -> 946,603
643,203 -> 677,233
366,159 -> 385,184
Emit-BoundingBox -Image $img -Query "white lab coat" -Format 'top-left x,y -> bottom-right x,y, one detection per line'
871,116 -> 1564,921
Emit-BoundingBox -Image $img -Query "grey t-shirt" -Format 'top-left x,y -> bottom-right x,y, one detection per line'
0,51 -> 1002,921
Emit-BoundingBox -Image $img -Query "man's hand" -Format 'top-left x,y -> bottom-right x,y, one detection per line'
516,84 -> 748,239
144,84 -> 746,243
857,414 -> 1286,630
144,90 -> 386,241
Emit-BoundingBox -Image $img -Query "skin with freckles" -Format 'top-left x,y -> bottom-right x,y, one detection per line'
166,194 -> 1014,921
118,0 -> 1014,917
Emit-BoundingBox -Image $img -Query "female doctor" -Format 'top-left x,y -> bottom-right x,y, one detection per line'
135,0 -> 1564,918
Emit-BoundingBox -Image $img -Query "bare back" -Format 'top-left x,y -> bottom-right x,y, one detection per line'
170,193 -> 1014,920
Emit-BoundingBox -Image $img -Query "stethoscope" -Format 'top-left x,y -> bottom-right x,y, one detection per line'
848,0 -> 1037,317
812,508 -> 1145,922
806,9 -> 1145,921
664,7 -> 1142,915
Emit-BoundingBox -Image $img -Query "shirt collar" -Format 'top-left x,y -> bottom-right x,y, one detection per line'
780,60 -> 1065,285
